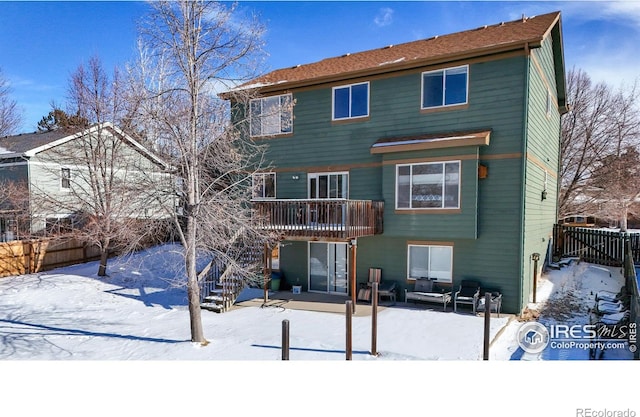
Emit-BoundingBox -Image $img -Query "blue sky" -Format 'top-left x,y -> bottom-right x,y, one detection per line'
1,0 -> 639,133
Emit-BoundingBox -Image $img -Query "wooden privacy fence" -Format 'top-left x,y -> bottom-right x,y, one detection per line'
553,225 -> 640,266
0,238 -> 102,278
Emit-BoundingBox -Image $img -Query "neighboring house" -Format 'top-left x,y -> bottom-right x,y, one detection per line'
0,122 -> 171,240
227,11 -> 567,314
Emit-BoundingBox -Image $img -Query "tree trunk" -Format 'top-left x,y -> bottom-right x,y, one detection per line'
620,207 -> 628,232
186,214 -> 207,345
98,247 -> 109,276
187,272 -> 206,345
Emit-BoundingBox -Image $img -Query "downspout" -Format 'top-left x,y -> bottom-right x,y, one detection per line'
519,42 -> 531,311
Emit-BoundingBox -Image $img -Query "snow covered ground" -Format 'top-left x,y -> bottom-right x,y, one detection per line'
0,244 -> 636,416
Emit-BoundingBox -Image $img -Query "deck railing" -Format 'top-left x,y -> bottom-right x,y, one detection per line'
252,199 -> 384,240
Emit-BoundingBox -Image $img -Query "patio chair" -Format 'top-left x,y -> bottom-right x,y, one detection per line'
476,288 -> 503,317
357,267 -> 397,304
454,280 -> 481,314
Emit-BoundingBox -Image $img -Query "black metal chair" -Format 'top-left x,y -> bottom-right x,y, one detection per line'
454,280 -> 481,313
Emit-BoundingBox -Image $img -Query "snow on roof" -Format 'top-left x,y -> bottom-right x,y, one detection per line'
371,130 -> 491,154
371,134 -> 478,148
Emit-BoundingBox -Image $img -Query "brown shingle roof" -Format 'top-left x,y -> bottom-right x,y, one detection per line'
241,11 -> 561,92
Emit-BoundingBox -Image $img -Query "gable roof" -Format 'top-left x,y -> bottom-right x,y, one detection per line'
0,123 -> 168,169
235,11 -> 563,94
0,128 -> 84,156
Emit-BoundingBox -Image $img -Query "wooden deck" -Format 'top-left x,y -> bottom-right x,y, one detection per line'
253,199 -> 383,240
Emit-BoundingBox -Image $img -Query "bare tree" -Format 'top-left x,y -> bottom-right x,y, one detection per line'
560,68 -> 616,217
30,57 -> 170,277
588,81 -> 640,230
0,69 -> 23,136
0,180 -> 30,241
560,69 -> 640,223
131,0 -> 275,344
590,147 -> 640,231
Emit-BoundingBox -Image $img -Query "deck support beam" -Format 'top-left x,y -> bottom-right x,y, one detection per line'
263,242 -> 272,304
350,238 -> 357,313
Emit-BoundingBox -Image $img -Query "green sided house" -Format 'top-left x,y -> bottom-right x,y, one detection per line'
228,11 -> 567,314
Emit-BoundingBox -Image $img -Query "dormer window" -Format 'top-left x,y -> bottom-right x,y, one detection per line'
332,82 -> 369,120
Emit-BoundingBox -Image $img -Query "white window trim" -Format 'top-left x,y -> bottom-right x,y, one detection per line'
60,167 -> 71,192
395,160 -> 461,210
249,93 -> 293,138
252,172 -> 276,200
308,171 -> 349,199
331,82 -> 370,121
420,65 -> 469,110
407,243 -> 453,282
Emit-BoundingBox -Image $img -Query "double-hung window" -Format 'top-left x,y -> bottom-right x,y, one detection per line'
252,172 -> 276,199
332,82 -> 369,120
250,94 -> 293,137
60,168 -> 71,190
407,244 -> 453,282
396,161 -> 460,209
421,65 -> 468,109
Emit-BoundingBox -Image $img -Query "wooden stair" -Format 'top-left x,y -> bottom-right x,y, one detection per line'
200,279 -> 244,313
198,241 -> 264,313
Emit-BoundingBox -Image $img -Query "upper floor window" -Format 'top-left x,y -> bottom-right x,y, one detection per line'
252,172 -> 276,199
61,168 -> 71,190
421,65 -> 468,109
250,94 -> 293,137
332,82 -> 369,120
396,161 -> 460,209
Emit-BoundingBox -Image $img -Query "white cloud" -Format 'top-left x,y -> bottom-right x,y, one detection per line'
589,1 -> 640,27
374,7 -> 394,27
557,0 -> 640,28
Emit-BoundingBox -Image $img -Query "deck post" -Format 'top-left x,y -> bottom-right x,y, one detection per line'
282,319 -> 290,360
350,239 -> 357,314
371,282 -> 378,356
263,243 -> 270,304
346,300 -> 353,360
483,292 -> 491,360
532,253 -> 540,303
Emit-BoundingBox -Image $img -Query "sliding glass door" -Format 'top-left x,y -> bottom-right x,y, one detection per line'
309,242 -> 348,294
308,172 -> 348,199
